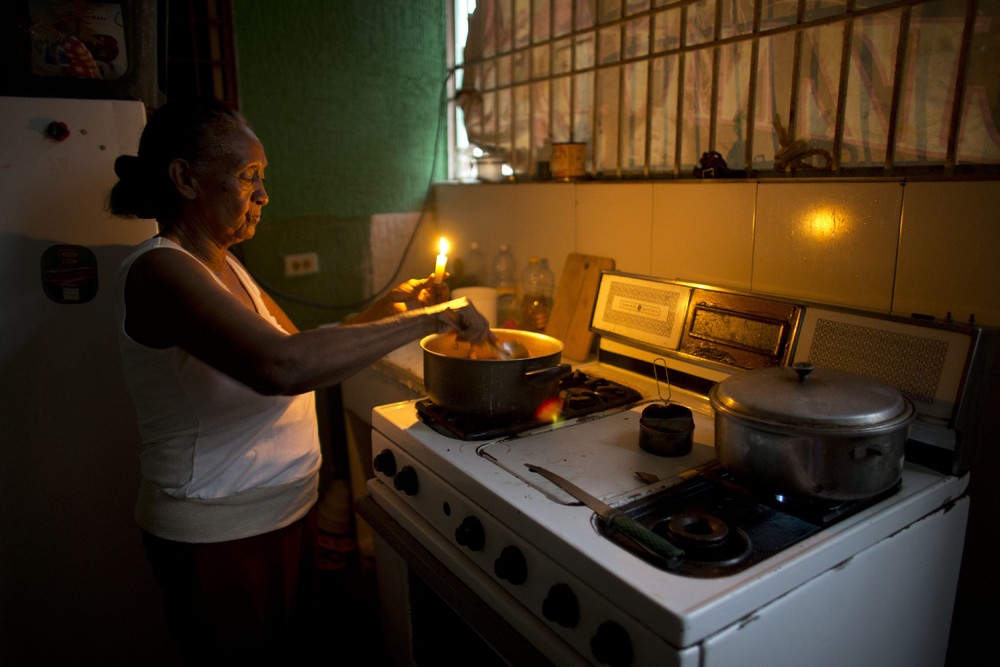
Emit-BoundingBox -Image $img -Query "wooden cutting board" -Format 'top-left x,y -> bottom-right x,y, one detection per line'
544,253 -> 615,361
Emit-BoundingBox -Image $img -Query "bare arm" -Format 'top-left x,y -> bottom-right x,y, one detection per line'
123,249 -> 487,396
343,274 -> 450,325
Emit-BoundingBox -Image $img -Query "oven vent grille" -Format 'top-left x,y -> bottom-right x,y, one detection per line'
808,318 -> 949,407
795,309 -> 972,424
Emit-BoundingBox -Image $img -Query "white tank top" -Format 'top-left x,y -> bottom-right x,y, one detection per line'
115,237 -> 320,542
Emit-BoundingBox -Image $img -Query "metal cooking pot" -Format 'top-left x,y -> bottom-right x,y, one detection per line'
709,362 -> 915,500
421,329 -> 572,418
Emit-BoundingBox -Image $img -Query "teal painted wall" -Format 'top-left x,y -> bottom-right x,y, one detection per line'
232,0 -> 447,328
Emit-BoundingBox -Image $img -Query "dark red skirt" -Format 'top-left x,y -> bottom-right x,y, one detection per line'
141,503 -> 320,660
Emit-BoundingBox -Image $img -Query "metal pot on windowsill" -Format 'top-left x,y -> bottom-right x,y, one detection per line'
475,156 -> 507,182
709,363 -> 915,500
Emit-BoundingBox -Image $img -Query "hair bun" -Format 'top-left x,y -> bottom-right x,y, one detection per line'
114,154 -> 142,180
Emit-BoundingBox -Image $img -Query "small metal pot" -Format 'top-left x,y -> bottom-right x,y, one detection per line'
639,403 -> 694,457
421,329 -> 572,418
709,363 -> 915,500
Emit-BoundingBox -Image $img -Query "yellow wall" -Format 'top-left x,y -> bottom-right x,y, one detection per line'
429,179 -> 1000,327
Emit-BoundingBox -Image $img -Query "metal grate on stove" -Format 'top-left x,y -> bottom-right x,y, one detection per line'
416,370 -> 643,440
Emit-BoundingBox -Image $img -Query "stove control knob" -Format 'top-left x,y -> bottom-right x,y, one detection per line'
493,546 -> 527,585
542,583 -> 579,628
455,516 -> 485,551
590,621 -> 633,667
373,449 -> 397,477
393,466 -> 418,495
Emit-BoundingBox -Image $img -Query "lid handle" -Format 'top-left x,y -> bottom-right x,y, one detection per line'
793,361 -> 815,383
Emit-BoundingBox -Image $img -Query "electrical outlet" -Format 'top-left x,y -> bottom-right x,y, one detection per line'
283,252 -> 319,277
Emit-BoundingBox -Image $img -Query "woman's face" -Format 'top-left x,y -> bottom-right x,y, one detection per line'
193,124 -> 269,245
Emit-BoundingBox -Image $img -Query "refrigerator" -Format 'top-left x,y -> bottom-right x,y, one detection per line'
0,96 -> 174,661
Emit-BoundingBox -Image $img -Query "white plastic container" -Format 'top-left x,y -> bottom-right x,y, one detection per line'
452,287 -> 498,327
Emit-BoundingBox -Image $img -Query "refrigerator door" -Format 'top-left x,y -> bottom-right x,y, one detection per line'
0,97 -> 170,660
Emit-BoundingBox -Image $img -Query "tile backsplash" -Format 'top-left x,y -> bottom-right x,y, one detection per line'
753,182 -> 903,311
894,181 -> 1000,326
651,182 -> 756,289
429,179 -> 1000,327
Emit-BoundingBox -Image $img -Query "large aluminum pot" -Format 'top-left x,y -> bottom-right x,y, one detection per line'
709,363 -> 915,500
421,329 -> 572,418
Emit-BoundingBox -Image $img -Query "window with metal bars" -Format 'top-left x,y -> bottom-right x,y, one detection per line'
164,0 -> 238,108
451,0 -> 1000,180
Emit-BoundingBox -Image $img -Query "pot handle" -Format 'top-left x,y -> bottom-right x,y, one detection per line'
793,361 -> 815,382
524,363 -> 573,384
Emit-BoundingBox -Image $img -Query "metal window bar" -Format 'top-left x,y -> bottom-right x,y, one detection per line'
884,5 -> 911,172
456,0 -> 999,179
166,0 -> 238,108
945,0 -> 977,173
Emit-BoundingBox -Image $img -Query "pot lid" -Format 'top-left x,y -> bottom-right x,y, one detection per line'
709,362 -> 914,430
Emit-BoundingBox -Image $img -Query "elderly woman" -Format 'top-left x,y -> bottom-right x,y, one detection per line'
108,97 -> 489,659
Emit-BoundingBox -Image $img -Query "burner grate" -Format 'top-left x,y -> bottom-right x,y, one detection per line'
416,370 -> 643,440
599,463 -> 901,577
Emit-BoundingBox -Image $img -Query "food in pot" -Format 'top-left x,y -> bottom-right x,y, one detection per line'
424,329 -> 553,360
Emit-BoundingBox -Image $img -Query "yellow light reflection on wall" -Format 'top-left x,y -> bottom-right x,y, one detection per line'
803,207 -> 849,241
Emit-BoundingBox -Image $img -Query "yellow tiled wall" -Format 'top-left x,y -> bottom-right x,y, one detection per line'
430,179 -> 1000,326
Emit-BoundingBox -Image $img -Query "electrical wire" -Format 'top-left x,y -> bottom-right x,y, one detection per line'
243,65 -> 462,313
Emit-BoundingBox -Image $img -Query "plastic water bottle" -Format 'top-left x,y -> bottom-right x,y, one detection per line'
463,242 -> 486,286
491,244 -> 518,328
520,257 -> 554,332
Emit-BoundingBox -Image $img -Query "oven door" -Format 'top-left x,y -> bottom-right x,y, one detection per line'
356,492 -> 588,666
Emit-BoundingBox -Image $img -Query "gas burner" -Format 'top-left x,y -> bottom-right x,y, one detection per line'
654,511 -> 753,568
701,467 -> 903,526
596,463 -> 899,577
562,388 -> 603,411
416,371 -> 642,440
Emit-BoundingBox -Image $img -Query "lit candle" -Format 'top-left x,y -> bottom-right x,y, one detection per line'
433,237 -> 450,283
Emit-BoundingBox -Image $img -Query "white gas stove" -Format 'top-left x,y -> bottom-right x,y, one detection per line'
358,273 -> 995,667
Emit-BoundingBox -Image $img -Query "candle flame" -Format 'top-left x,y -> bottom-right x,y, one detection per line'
432,236 -> 450,283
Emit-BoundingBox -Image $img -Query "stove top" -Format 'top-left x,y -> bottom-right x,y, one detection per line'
415,369 -> 643,440
369,395 -> 968,650
598,462 -> 901,577
364,274 -> 988,658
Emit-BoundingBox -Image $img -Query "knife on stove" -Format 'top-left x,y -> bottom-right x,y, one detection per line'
525,464 -> 686,564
